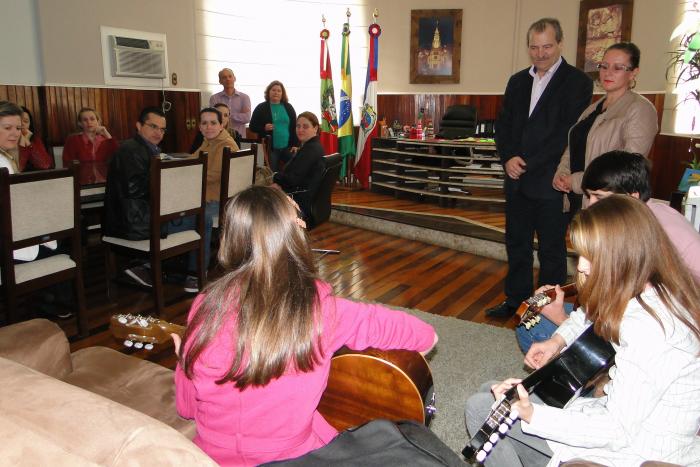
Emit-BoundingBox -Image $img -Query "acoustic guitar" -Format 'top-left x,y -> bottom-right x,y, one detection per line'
109,313 -> 435,432
516,283 -> 577,329
462,325 -> 615,464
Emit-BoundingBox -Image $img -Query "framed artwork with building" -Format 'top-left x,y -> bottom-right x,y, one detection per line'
576,0 -> 634,77
410,9 -> 462,84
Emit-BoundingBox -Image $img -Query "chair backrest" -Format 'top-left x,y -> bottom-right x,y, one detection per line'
685,185 -> 700,232
439,105 -> 478,139
309,153 -> 342,229
149,154 -> 207,242
219,145 -> 257,224
52,146 -> 64,169
0,165 -> 80,284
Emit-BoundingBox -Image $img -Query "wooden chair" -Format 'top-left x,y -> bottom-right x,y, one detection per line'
0,165 -> 87,335
684,185 -> 700,232
102,154 -> 207,316
214,145 -> 257,229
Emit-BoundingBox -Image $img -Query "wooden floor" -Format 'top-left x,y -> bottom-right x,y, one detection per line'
7,192 -> 520,368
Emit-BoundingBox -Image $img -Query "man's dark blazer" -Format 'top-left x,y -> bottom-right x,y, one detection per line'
496,58 -> 593,199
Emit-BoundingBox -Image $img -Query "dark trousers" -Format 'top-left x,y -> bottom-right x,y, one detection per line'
504,191 -> 568,307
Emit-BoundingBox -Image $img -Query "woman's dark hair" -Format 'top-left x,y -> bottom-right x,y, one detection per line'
180,186 -> 322,389
20,106 -> 36,136
581,151 -> 652,201
264,80 -> 289,103
200,107 -> 223,124
605,42 -> 641,69
297,111 -> 319,129
0,101 -> 23,119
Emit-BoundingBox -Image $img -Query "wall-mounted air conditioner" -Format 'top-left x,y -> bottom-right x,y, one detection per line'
110,35 -> 166,79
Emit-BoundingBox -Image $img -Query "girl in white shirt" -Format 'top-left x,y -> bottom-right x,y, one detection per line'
466,195 -> 700,467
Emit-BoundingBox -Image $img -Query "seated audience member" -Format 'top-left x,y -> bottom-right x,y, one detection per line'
0,101 -> 70,318
209,67 -> 251,137
189,103 -> 242,153
192,107 -> 239,224
18,106 -> 53,171
62,107 -> 118,166
173,186 -> 437,466
516,151 -> 700,352
250,80 -> 297,171
271,111 -> 324,220
103,107 -> 211,293
553,42 -> 658,214
465,195 -> 700,466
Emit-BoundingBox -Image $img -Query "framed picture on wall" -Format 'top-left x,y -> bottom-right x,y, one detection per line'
409,9 -> 462,84
577,0 -> 634,78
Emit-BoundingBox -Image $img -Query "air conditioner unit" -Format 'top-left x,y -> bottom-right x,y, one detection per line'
110,35 -> 166,79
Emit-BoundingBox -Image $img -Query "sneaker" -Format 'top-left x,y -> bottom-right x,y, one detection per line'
125,266 -> 153,288
184,275 -> 199,293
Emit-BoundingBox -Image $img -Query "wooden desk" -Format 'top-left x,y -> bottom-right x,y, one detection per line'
370,138 -> 505,207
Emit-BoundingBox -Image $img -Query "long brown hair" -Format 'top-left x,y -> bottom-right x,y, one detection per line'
180,186 -> 322,388
570,195 -> 700,345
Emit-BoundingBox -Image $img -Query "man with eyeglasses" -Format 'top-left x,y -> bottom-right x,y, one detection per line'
485,18 -> 593,319
103,106 -> 208,293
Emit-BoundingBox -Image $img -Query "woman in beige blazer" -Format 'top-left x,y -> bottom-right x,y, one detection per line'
553,42 -> 658,210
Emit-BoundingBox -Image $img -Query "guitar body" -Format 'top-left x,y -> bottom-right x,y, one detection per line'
317,347 -> 435,432
109,316 -> 436,432
462,326 -> 615,463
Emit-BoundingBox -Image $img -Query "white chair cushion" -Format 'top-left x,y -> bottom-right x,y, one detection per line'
102,231 -> 201,252
11,254 -> 75,284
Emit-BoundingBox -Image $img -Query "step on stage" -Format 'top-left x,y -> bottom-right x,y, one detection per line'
330,188 -> 576,271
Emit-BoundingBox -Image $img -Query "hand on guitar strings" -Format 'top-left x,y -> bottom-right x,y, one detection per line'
171,333 -> 182,357
524,334 -> 566,370
535,284 -> 569,325
491,378 -> 533,423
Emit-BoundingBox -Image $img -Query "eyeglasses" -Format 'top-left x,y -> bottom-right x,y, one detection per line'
145,122 -> 167,133
596,62 -> 634,72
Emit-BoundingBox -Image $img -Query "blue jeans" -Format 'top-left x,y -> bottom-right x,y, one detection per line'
515,302 -> 574,353
270,147 -> 292,172
167,201 -> 216,273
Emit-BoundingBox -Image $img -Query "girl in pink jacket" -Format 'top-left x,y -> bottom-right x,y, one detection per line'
174,186 -> 437,466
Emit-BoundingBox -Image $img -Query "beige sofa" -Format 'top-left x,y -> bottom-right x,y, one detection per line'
0,319 -> 216,466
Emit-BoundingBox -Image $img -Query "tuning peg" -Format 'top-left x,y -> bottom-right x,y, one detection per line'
476,450 -> 487,462
498,423 -> 509,434
525,321 -> 532,329
144,343 -> 154,350
489,432 -> 500,444
483,441 -> 493,452
124,339 -> 133,347
535,316 -> 541,323
134,342 -> 144,349
510,409 -> 520,420
118,315 -> 128,324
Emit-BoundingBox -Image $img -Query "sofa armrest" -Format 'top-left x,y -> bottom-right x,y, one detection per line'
0,318 -> 73,379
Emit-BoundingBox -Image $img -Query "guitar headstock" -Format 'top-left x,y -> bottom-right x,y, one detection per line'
463,394 -> 520,463
516,291 -> 554,328
109,314 -> 185,350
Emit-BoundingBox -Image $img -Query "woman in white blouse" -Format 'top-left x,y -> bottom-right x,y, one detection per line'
465,195 -> 700,467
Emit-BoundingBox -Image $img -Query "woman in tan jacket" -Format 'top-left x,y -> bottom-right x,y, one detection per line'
553,42 -> 658,211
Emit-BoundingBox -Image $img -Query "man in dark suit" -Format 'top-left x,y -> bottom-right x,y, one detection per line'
486,18 -> 593,318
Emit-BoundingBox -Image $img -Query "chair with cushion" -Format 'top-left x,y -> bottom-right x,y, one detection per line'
437,105 -> 478,139
215,145 -> 257,228
102,154 -> 207,316
684,185 -> 700,232
0,165 -> 88,335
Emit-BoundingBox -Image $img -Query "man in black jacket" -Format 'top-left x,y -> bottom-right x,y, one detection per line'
486,18 -> 593,318
103,107 -> 205,293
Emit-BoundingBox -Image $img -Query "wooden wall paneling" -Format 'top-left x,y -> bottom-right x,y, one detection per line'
649,133 -> 694,201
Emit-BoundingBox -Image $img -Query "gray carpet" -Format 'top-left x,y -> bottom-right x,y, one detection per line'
398,307 -> 527,456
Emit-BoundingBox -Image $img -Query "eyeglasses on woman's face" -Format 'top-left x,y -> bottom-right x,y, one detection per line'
596,62 -> 634,72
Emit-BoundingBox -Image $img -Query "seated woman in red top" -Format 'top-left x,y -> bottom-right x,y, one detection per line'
62,107 -> 118,166
18,106 -> 53,171
173,186 -> 437,467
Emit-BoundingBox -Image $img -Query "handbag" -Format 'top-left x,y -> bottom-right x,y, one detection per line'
261,419 -> 465,467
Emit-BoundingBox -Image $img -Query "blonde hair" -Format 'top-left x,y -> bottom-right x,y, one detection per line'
571,195 -> 700,345
181,186 -> 323,388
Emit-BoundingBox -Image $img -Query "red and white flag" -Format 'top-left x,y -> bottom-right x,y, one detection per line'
354,20 -> 381,189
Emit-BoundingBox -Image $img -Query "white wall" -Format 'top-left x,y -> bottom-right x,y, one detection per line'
34,0 -> 198,89
375,0 -> 675,94
0,0 -> 43,85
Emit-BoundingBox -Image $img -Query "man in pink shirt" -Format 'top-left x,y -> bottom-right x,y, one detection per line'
209,68 -> 251,137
